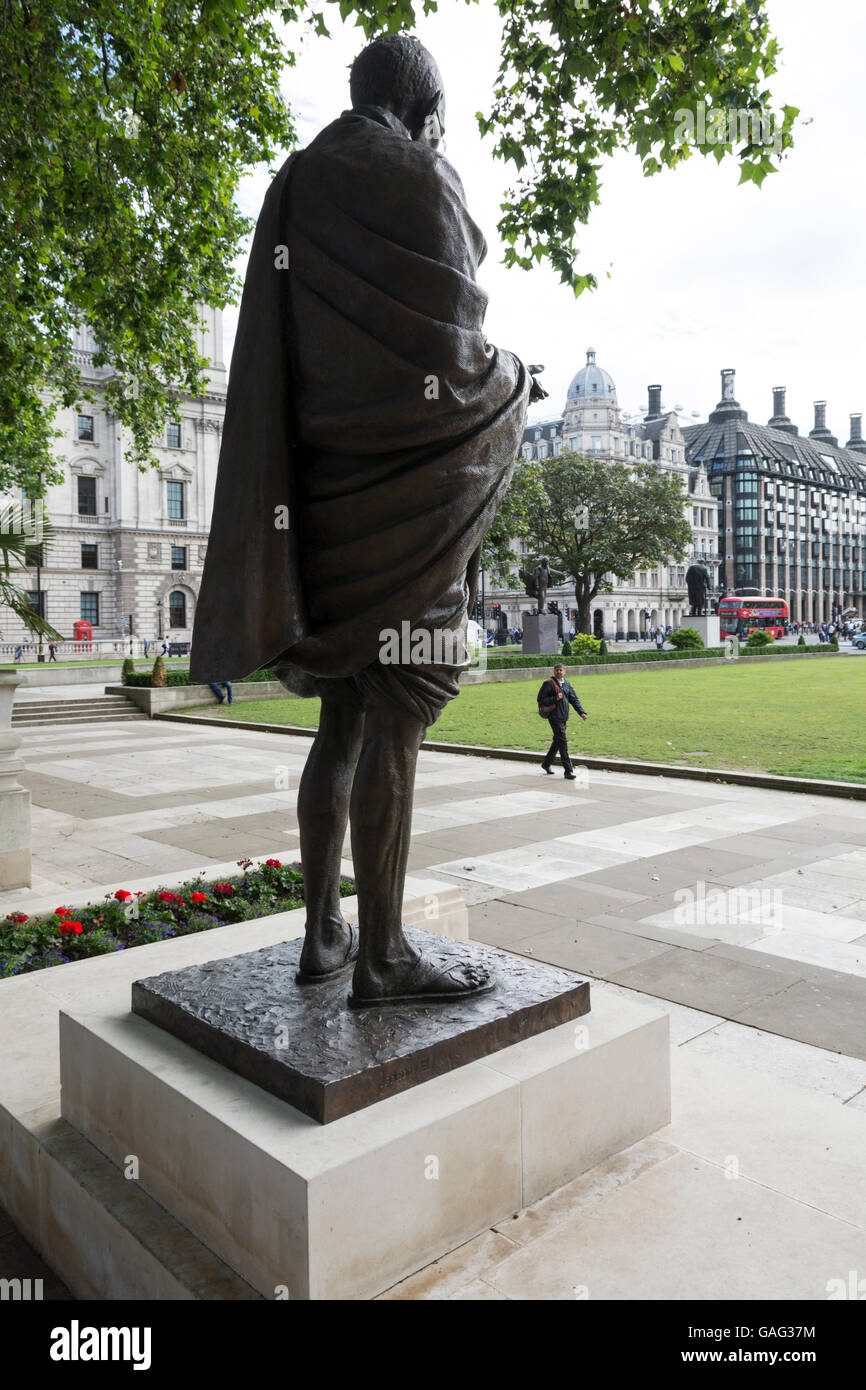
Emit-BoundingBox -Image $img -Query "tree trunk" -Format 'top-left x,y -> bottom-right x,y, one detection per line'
576,587 -> 593,635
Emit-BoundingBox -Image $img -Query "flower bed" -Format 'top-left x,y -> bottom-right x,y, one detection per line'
1,858 -> 355,980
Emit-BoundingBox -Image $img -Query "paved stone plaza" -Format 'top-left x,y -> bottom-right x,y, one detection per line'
3,713 -> 866,1298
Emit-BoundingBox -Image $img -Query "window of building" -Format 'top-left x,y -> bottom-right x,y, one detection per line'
168,590 -> 187,628
171,546 -> 187,571
77,414 -> 94,441
80,592 -> 100,624
24,543 -> 43,567
77,476 -> 97,516
591,436 -> 601,451
166,481 -> 185,520
27,590 -> 45,618
81,543 -> 98,570
167,420 -> 182,449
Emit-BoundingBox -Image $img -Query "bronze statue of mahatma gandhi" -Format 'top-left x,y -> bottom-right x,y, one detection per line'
192,35 -> 542,1006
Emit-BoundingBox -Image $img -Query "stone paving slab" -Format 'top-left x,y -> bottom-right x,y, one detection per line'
608,948 -> 796,1017
7,719 -> 866,1065
514,920 -> 676,978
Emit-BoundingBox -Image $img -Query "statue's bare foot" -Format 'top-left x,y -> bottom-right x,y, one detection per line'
296,917 -> 358,983
348,946 -> 495,1009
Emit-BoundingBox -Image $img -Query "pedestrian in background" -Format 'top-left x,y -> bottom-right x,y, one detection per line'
538,662 -> 588,780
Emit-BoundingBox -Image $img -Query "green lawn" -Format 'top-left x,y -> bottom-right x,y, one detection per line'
188,656 -> 866,784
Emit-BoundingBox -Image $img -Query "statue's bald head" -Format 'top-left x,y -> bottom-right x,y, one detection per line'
350,35 -> 444,143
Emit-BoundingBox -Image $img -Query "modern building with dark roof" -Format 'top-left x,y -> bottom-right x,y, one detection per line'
683,370 -> 866,623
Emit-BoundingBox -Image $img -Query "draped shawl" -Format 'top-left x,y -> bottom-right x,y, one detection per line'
190,106 -> 530,721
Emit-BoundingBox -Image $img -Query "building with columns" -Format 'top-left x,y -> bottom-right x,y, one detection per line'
492,349 -> 719,639
1,308 -> 226,651
683,371 -> 866,624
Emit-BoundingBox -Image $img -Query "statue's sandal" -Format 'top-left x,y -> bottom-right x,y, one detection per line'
295,921 -> 359,984
347,956 -> 496,1009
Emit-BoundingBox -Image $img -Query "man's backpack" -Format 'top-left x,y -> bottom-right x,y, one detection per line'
538,678 -> 561,718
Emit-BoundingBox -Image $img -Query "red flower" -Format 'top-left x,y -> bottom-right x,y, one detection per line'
114,889 -> 132,902
55,906 -> 72,918
157,891 -> 177,903
265,858 -> 281,869
213,882 -> 233,896
59,922 -> 72,935
5,911 -> 28,924
190,892 -> 207,904
72,922 -> 83,935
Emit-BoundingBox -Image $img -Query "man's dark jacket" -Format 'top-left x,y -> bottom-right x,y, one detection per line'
537,676 -> 586,725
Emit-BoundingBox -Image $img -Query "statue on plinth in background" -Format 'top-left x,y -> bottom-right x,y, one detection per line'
519,556 -> 566,614
686,563 -> 714,616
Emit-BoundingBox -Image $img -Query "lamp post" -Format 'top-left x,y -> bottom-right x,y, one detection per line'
157,598 -> 164,642
35,551 -> 45,661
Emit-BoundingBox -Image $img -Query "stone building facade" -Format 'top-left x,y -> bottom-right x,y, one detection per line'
489,349 -> 719,639
683,371 -> 866,624
1,309 -> 226,651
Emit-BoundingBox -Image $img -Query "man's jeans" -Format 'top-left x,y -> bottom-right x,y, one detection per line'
209,682 -> 233,703
542,718 -> 573,774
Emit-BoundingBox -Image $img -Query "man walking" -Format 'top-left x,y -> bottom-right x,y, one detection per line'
538,662 -> 588,780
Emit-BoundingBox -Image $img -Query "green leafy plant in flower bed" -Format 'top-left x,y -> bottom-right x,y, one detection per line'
0,859 -> 356,980
486,647 -> 727,669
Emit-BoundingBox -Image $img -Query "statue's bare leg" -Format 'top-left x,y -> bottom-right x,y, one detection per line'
296,685 -> 365,979
347,697 -> 494,1005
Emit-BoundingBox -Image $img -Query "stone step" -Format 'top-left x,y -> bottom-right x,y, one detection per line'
14,700 -> 134,713
12,705 -> 147,725
13,711 -> 145,722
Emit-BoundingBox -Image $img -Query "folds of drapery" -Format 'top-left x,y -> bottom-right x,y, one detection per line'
190,106 -> 530,716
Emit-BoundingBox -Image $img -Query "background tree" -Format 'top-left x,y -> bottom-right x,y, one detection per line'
0,0 -> 795,497
499,452 -> 693,633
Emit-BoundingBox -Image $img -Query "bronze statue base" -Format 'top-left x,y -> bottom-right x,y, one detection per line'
132,926 -> 590,1123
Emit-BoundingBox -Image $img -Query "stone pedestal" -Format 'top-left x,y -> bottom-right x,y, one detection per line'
131,929 -> 590,1123
59,986 -> 670,1300
522,613 -> 560,656
0,669 -> 31,889
687,614 -> 721,647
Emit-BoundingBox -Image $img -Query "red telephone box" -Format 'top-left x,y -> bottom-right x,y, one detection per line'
73,620 -> 93,650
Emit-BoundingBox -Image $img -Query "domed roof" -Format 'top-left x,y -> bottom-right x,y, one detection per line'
567,348 -> 617,402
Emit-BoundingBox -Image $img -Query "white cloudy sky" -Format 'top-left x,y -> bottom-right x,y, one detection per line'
223,0 -> 866,439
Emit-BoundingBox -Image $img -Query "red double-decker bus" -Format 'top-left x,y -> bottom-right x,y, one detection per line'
717,595 -> 789,639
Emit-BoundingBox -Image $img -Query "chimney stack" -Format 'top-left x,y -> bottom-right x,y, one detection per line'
708,367 -> 747,423
847,413 -> 866,454
768,385 -> 798,435
809,400 -> 837,446
646,384 -> 662,420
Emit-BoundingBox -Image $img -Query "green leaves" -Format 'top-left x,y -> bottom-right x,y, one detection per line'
0,0 -> 297,494
479,0 -> 796,291
500,451 -> 693,632
0,0 -> 796,501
